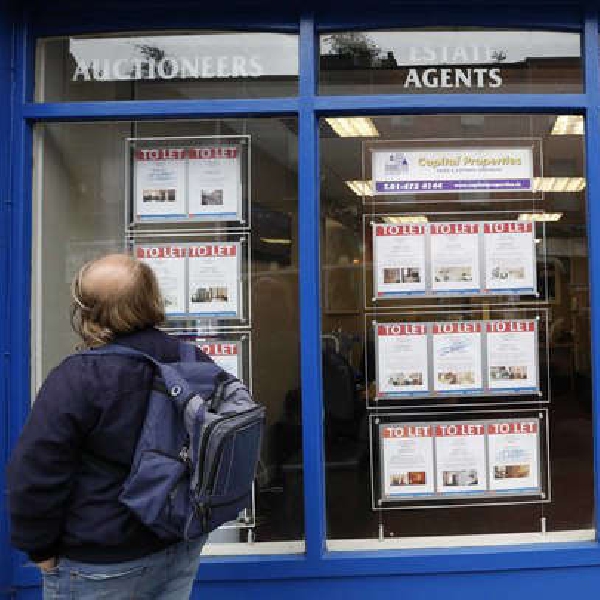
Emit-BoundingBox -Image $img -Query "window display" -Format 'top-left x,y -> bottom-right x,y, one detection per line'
371,146 -> 534,196
322,114 -> 592,543
375,412 -> 546,507
374,318 -> 541,402
33,117 -> 302,551
370,219 -> 538,301
131,136 -> 249,226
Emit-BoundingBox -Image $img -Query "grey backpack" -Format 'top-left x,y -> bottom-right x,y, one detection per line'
83,342 -> 265,540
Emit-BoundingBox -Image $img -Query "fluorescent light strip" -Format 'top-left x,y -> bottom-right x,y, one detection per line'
518,213 -> 563,222
346,180 -> 374,196
326,117 -> 379,138
551,115 -> 584,135
384,215 -> 428,223
534,177 -> 585,192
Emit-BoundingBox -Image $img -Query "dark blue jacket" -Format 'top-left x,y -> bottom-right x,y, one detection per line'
6,327 -> 211,564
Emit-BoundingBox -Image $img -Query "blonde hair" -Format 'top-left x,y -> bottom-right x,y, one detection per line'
70,254 -> 165,348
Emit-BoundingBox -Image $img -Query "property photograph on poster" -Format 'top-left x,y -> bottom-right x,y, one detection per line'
433,322 -> 483,394
136,245 -> 187,315
371,147 -> 534,195
135,148 -> 187,218
372,223 -> 427,297
376,323 -> 429,398
435,422 -> 487,495
487,420 -> 540,493
430,223 -> 480,294
380,424 -> 435,498
187,145 -> 242,220
486,320 -> 539,392
484,222 -> 536,293
187,243 -> 240,317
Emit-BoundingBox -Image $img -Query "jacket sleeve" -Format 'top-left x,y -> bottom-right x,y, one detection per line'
6,357 -> 100,563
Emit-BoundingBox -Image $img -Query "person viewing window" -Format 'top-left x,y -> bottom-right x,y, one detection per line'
6,254 -> 212,599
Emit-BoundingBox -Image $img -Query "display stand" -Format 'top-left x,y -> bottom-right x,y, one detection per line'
369,408 -> 550,510
361,137 -> 552,515
125,135 -> 256,534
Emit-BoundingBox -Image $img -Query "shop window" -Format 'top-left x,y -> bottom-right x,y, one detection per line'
320,114 -> 593,549
32,118 -> 303,554
36,32 -> 298,102
319,30 -> 582,95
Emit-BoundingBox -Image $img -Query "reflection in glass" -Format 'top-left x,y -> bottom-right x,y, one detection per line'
320,114 -> 593,545
37,32 -> 298,102
320,30 -> 582,95
32,118 -> 302,549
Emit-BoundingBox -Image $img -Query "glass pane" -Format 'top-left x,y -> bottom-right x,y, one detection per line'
32,118 -> 303,552
37,32 -> 298,102
320,30 -> 582,95
320,114 -> 593,548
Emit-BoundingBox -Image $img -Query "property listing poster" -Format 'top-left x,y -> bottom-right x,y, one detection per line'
136,245 -> 187,315
135,148 -> 187,219
433,322 -> 483,394
486,320 -> 539,392
188,243 -> 240,317
435,422 -> 487,495
380,424 -> 435,499
198,341 -> 241,379
372,223 -> 427,297
187,146 -> 242,220
376,323 -> 429,398
483,222 -> 536,293
487,420 -> 540,493
372,147 -> 534,195
430,223 -> 480,294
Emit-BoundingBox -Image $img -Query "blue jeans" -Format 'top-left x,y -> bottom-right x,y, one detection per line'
42,537 -> 207,599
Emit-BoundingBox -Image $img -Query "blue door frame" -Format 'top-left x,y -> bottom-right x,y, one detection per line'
4,2 -> 600,597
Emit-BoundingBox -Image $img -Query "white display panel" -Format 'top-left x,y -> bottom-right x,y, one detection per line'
380,423 -> 436,500
188,242 -> 241,318
187,145 -> 243,221
375,323 -> 429,398
199,340 -> 242,378
129,136 -> 249,227
371,146 -> 534,195
483,221 -> 536,293
135,148 -> 187,219
435,422 -> 487,495
372,317 -> 543,403
486,320 -> 539,393
134,239 -> 247,324
487,420 -> 541,494
369,219 -> 539,303
430,223 -> 480,294
136,245 -> 187,315
372,223 -> 427,298
432,321 -> 483,395
373,411 -> 547,509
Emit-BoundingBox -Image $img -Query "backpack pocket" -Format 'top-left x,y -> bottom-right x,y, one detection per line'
120,450 -> 189,540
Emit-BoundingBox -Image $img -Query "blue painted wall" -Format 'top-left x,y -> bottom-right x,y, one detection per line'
0,2 -> 14,598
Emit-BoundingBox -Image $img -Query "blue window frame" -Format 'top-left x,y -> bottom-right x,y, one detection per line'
5,3 -> 600,592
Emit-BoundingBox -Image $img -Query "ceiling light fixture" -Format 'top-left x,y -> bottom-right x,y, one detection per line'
518,213 -> 563,222
384,215 -> 428,224
551,115 -> 584,135
534,177 -> 586,192
326,117 -> 379,138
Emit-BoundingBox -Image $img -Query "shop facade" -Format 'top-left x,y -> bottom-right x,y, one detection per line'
2,1 -> 600,597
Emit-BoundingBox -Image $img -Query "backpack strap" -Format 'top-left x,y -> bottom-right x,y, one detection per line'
179,341 -> 197,363
79,344 -> 196,413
